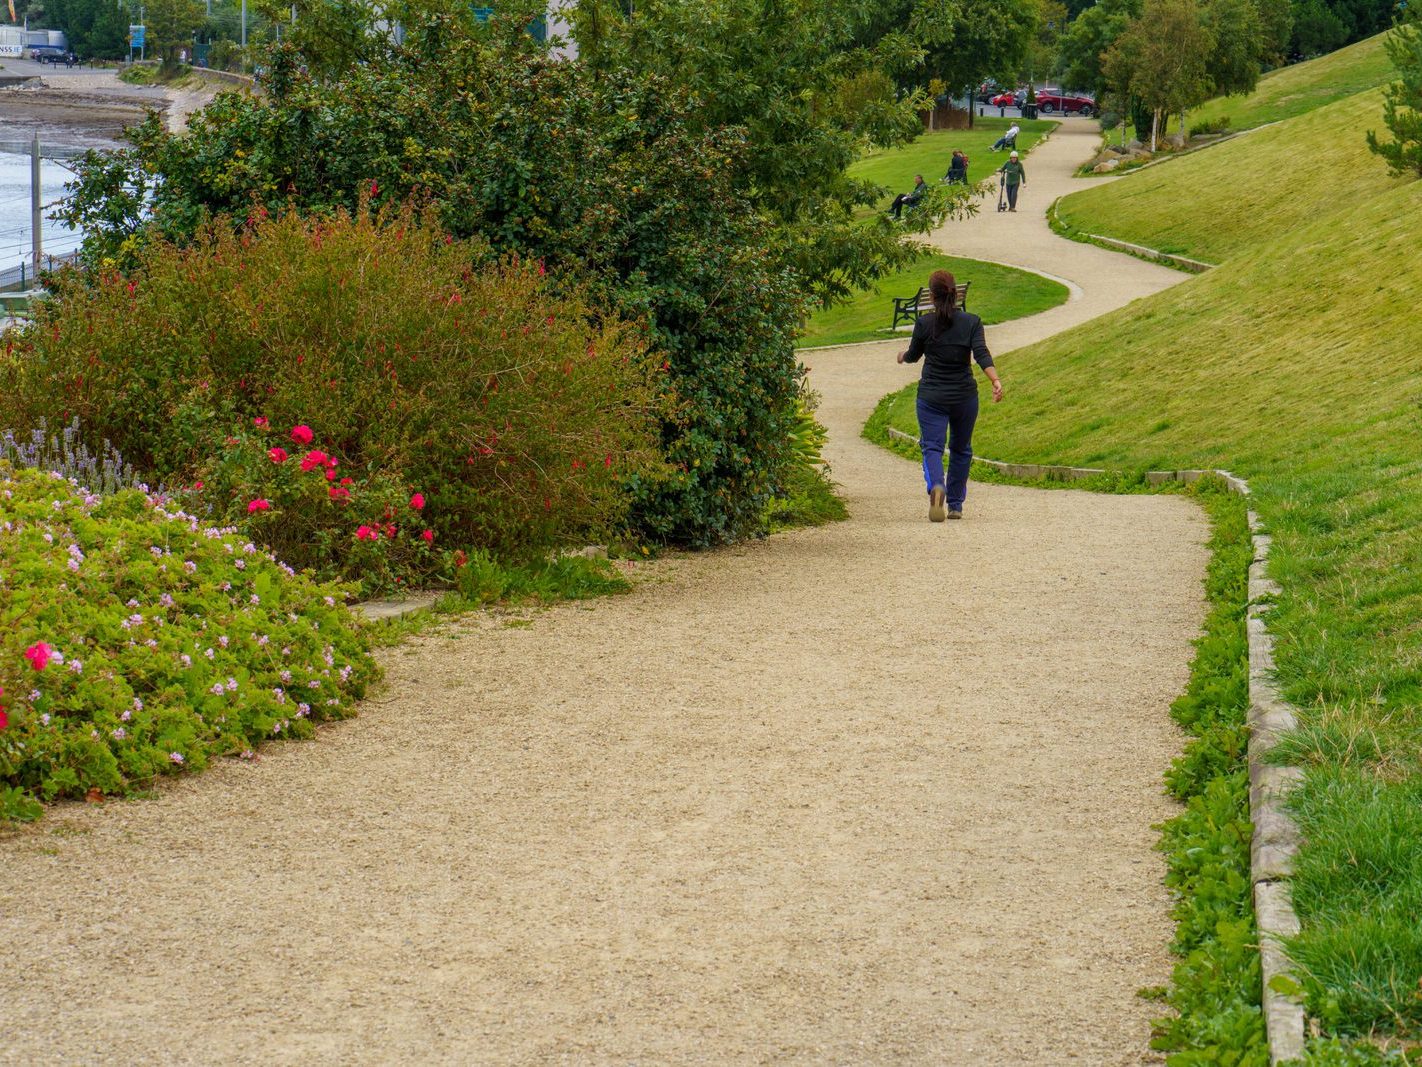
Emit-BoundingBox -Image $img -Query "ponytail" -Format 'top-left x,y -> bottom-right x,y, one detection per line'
928,269 -> 956,337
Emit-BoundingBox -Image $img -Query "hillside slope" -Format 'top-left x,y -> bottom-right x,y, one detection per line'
1190,32 -> 1393,131
1058,88 -> 1408,262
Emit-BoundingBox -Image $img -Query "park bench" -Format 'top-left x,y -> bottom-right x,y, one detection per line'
891,281 -> 970,330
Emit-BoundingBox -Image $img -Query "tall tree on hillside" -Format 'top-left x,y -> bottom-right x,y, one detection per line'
1367,9 -> 1422,177
1058,0 -> 1141,99
1108,0 -> 1216,149
1253,0 -> 1294,65
1290,0 -> 1348,55
1204,0 -> 1265,96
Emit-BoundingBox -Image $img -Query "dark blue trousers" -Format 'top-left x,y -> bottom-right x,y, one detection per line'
916,393 -> 979,509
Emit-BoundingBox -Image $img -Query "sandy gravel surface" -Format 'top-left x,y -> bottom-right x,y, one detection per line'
0,121 -> 1207,1065
0,63 -> 221,144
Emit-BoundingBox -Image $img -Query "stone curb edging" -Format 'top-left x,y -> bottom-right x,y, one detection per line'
884,424 -> 1307,1063
1047,200 -> 1217,274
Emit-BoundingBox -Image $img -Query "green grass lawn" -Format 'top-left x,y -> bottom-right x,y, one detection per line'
1190,32 -> 1394,132
871,72 -> 1422,1051
848,117 -> 1058,199
797,252 -> 1068,348
1056,87 -> 1409,263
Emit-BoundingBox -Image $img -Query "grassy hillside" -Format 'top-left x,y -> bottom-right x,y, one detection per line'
1058,88 -> 1409,263
798,251 -> 1068,348
1190,32 -> 1393,131
873,109 -> 1422,1046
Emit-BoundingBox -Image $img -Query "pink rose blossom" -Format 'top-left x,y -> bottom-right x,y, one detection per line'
23,642 -> 53,672
247,499 -> 272,514
420,529 -> 434,543
268,447 -> 288,463
290,425 -> 314,445
409,492 -> 425,511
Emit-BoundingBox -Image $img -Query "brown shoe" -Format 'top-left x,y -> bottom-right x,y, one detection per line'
948,507 -> 963,520
929,486 -> 947,522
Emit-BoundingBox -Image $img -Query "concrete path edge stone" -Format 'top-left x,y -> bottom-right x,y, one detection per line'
884,423 -> 1307,1064
1048,198 -> 1218,274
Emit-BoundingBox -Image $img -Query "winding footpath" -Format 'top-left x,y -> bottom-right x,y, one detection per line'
2,122 -> 1205,1065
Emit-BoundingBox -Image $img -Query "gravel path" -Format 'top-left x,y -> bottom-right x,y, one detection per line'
0,122 -> 1207,1065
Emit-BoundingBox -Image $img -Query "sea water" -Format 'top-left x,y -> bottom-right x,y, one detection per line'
0,149 -> 83,282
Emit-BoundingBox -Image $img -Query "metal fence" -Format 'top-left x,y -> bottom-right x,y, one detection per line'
0,251 -> 78,293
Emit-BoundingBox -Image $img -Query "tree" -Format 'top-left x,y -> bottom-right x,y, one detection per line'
920,0 -> 1038,100
1253,0 -> 1294,66
146,0 -> 205,72
1367,11 -> 1422,177
1290,0 -> 1348,55
1024,0 -> 1069,85
1204,0 -> 1265,97
1059,0 -> 1142,100
1108,0 -> 1216,149
43,0 -> 129,58
570,0 -> 977,309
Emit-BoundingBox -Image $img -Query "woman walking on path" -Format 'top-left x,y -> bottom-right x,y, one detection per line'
897,270 -> 1003,521
998,151 -> 1026,212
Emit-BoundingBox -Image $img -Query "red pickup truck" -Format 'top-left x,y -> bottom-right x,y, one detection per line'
1034,92 -> 1096,117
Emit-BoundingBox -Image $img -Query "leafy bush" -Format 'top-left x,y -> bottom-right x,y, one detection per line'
2,207 -> 665,587
57,36 -> 805,547
0,464 -> 379,820
1190,115 -> 1234,136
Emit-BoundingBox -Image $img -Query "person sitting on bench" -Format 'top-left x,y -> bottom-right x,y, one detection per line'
990,123 -> 1020,152
942,150 -> 969,184
888,174 -> 928,219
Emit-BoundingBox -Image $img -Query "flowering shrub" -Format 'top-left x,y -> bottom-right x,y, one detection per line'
184,423 -> 441,591
1,207 -> 666,581
0,464 -> 379,821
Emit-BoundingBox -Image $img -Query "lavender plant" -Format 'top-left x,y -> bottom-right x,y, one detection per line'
0,417 -> 143,496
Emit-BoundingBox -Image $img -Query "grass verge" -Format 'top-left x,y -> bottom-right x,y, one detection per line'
798,251 -> 1069,348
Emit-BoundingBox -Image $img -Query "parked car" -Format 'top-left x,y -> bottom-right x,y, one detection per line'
1035,91 -> 1096,116
989,91 -> 1019,108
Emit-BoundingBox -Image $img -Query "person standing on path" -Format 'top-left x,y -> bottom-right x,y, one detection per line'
897,270 -> 1003,521
998,151 -> 1026,212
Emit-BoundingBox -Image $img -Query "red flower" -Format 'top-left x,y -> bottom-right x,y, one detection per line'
324,468 -> 337,481
453,550 -> 467,568
253,416 -> 269,429
299,450 -> 328,472
605,454 -> 613,468
383,524 -> 396,539
194,480 -> 204,490
290,424 -> 314,445
247,498 -> 272,513
24,642 -> 53,672
420,528 -> 434,543
370,180 -> 379,197
340,477 -> 354,486
355,525 -> 379,541
409,492 -> 425,511
328,486 -> 350,502
0,707 -> 7,731
267,447 -> 288,463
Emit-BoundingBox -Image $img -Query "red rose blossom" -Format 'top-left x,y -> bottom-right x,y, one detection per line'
247,498 -> 272,514
409,492 -> 425,511
268,447 -> 288,464
420,529 -> 434,543
290,424 -> 314,445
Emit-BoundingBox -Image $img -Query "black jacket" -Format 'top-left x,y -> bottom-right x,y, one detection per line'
904,310 -> 994,409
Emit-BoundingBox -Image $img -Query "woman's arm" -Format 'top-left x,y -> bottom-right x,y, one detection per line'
898,323 -> 927,365
971,321 -> 1004,402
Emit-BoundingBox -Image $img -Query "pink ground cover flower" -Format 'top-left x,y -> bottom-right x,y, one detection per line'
248,498 -> 272,514
290,424 -> 314,445
355,525 -> 379,541
409,492 -> 425,511
24,642 -> 54,671
268,447 -> 288,463
299,450 -> 329,472
420,529 -> 434,543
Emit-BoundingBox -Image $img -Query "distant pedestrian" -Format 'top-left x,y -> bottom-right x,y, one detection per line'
897,269 -> 1003,522
888,174 -> 928,220
942,150 -> 969,185
990,123 -> 1020,153
998,151 -> 1026,211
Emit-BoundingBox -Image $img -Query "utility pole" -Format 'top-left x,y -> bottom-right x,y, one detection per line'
241,0 -> 247,49
30,131 -> 42,283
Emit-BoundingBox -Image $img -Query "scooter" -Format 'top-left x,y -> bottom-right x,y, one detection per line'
997,172 -> 1008,212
